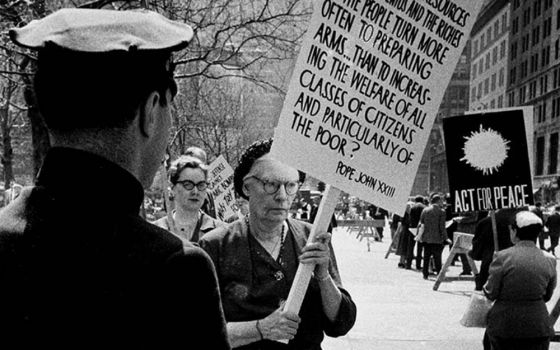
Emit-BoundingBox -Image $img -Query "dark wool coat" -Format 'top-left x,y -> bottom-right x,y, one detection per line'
0,148 -> 230,349
200,218 -> 356,350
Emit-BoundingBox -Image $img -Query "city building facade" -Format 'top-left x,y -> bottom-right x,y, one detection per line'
507,0 -> 560,203
469,0 -> 511,111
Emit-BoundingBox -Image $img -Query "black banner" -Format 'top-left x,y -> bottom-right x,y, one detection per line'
443,109 -> 533,213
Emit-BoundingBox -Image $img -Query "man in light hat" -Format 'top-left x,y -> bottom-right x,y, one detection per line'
0,8 -> 229,349
484,210 -> 557,350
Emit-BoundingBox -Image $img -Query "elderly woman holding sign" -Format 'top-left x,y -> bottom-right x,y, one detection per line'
199,138 -> 356,349
153,155 -> 224,242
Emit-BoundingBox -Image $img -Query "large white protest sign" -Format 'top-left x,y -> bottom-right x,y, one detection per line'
208,155 -> 236,221
271,0 -> 484,215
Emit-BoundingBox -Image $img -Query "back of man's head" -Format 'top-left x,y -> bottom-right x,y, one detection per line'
431,195 -> 441,204
10,8 -> 193,136
34,47 -> 175,133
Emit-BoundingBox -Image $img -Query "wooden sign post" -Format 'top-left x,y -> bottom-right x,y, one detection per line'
283,185 -> 341,315
432,232 -> 478,291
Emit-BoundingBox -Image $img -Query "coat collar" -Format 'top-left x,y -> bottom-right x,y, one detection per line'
35,147 -> 144,215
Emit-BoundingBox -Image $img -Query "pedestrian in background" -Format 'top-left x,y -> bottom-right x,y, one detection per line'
418,195 -> 448,280
484,211 -> 556,350
545,205 -> 560,256
409,195 -> 426,270
531,202 -> 546,249
469,208 -> 518,291
153,155 -> 224,242
185,146 -> 218,219
395,202 -> 413,269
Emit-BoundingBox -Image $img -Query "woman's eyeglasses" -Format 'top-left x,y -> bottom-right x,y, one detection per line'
176,180 -> 210,191
245,176 -> 300,195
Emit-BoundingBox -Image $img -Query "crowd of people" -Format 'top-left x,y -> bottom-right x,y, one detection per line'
1,6 -> 559,350
0,8 -> 356,349
380,194 -> 558,350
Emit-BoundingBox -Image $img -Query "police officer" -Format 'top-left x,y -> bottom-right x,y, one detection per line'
0,8 -> 229,349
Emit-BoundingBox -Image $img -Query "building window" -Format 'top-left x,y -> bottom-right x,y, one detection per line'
524,8 -> 531,27
491,73 -> 497,92
490,99 -> 496,109
500,40 -> 506,60
540,74 -> 548,94
556,39 -> 559,60
487,28 -> 491,44
534,0 -> 541,19
519,85 -> 526,104
511,41 -> 518,60
485,52 -> 490,70
494,20 -> 500,37
474,39 -> 479,55
537,136 -> 545,175
499,68 -> 505,87
472,63 -> 477,79
484,78 -> 489,95
554,96 -> 560,118
543,17 -> 552,39
492,46 -> 498,64
481,33 -> 485,49
522,34 -> 530,52
510,67 -> 517,85
471,87 -> 476,102
529,80 -> 537,100
502,12 -> 508,32
498,95 -> 504,108
550,133 -> 559,174
541,46 -> 550,67
521,60 -> 528,78
512,17 -> 519,34
514,0 -> 520,10
532,25 -> 540,46
508,92 -> 515,107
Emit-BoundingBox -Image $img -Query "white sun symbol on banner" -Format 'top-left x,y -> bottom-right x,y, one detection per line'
460,125 -> 510,176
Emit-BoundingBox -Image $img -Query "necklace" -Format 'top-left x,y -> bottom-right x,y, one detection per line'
247,217 -> 286,261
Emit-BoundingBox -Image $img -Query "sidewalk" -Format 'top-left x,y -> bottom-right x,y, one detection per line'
322,225 -> 560,350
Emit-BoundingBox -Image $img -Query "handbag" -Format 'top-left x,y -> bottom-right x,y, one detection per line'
460,291 -> 494,328
414,224 -> 424,242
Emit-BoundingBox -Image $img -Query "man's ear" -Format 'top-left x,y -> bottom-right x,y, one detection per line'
242,182 -> 250,199
139,91 -> 161,137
